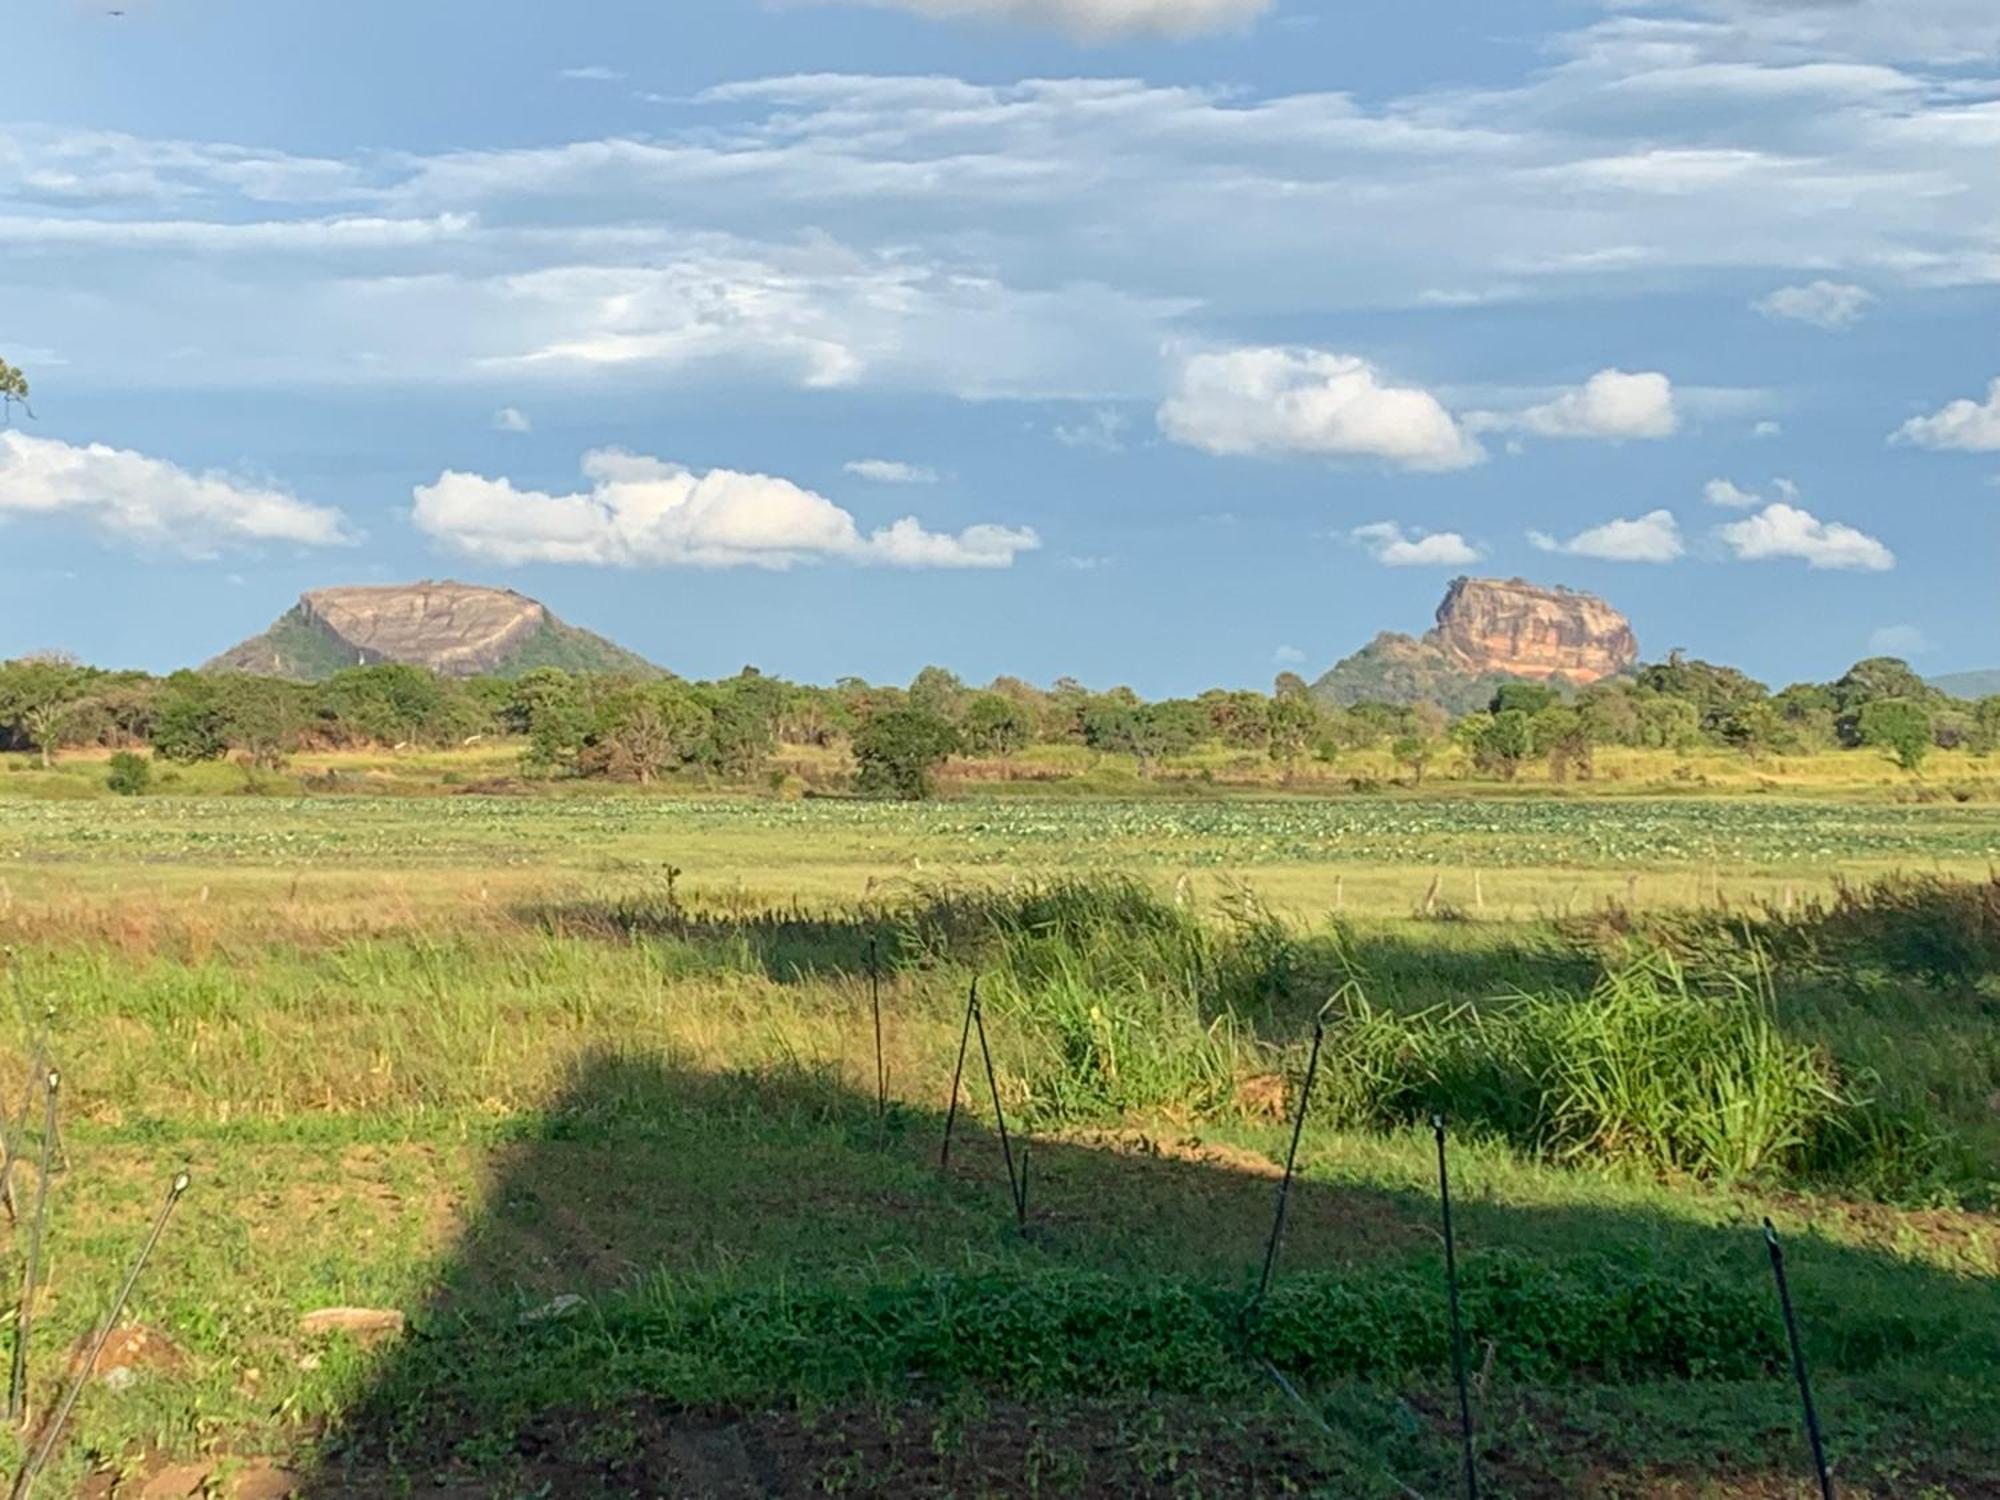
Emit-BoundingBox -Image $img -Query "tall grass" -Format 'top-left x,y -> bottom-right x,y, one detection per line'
1320,952 -> 1842,1180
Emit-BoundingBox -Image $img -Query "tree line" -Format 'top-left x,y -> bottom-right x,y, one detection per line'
0,651 -> 1993,797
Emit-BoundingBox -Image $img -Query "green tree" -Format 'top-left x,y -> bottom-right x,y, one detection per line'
580,682 -> 708,784
960,693 -> 1032,757
0,656 -> 94,766
1473,708 -> 1535,780
907,665 -> 968,722
853,705 -> 960,799
1970,696 -> 2000,756
151,672 -> 229,763
1390,733 -> 1434,786
1266,693 -> 1320,784
213,675 -> 305,770
1832,657 -> 1942,747
1857,698 -> 1933,773
506,668 -> 589,772
1490,681 -> 1559,716
0,355 -> 30,421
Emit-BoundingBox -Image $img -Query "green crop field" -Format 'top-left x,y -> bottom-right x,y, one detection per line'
0,787 -> 1994,1496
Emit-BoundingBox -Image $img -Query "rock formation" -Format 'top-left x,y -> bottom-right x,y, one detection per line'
1431,577 -> 1637,684
207,581 -> 659,681
1311,577 -> 1638,712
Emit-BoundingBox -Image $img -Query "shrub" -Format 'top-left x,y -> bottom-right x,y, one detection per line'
105,750 -> 152,796
1318,952 -> 1842,1180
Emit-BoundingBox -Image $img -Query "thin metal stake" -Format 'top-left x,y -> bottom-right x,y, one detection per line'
1255,1017 -> 1325,1305
11,1171 -> 191,1500
868,937 -> 887,1123
7,1073 -> 58,1428
939,978 -> 977,1168
971,994 -> 1025,1229
1433,1115 -> 1480,1500
1764,1219 -> 1836,1500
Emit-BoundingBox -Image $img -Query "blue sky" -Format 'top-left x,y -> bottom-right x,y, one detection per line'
2,0 -> 1996,692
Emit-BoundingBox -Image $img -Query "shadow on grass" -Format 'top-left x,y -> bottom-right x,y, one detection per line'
295,1048 -> 2000,1498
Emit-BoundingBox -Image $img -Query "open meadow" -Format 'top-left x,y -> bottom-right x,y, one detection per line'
0,769 -> 1994,1496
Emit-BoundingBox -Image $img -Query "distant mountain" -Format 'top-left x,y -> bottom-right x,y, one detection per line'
1931,669 -> 2000,700
1312,576 -> 1639,713
206,581 -> 659,681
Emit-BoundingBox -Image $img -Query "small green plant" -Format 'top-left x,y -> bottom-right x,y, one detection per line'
105,751 -> 152,796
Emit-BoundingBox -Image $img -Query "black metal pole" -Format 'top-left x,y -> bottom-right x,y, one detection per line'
11,1171 -> 191,1500
869,937 -> 886,1123
1433,1115 -> 1479,1500
7,1072 -> 57,1428
1255,1017 -> 1325,1305
939,978 -> 976,1168
1764,1219 -> 1836,1500
972,993 -> 1025,1229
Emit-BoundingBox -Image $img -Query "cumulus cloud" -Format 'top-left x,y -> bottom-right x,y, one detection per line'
1867,623 -> 1931,656
1703,477 -> 1762,507
1273,644 -> 1306,665
829,0 -> 1269,39
1714,502 -> 1894,570
1349,521 -> 1482,567
843,458 -> 938,484
411,449 -> 1037,570
1159,347 -> 1483,472
1892,377 -> 2000,451
1527,509 -> 1683,562
0,430 -> 352,557
1503,369 -> 1680,440
492,407 -> 531,433
1754,281 -> 1875,330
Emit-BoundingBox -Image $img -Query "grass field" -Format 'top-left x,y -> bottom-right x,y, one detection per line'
0,773 -> 1994,1496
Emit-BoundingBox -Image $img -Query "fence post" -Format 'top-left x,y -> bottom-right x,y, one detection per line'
11,1171 -> 191,1500
868,936 -> 886,1124
1433,1115 -> 1480,1500
939,979 -> 976,1168
1255,1017 -> 1325,1306
7,1072 -> 57,1428
1764,1219 -> 1836,1500
972,992 -> 1026,1232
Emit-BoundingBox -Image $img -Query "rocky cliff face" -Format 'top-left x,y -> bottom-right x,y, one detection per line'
297,583 -> 549,676
1311,577 -> 1638,711
207,581 -> 659,681
1431,577 -> 1637,684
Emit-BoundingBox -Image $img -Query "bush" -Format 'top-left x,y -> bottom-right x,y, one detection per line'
1319,952 -> 1842,1179
105,750 -> 152,796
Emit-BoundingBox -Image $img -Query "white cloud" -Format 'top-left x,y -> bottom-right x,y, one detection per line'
1527,509 -> 1683,562
1703,477 -> 1762,507
1054,408 -> 1128,452
826,0 -> 1269,39
0,430 -> 351,557
410,449 -> 1037,570
559,66 -> 623,82
1892,377 -> 2000,451
1509,369 -> 1680,440
1714,502 -> 1894,570
1273,644 -> 1306,665
1753,420 -> 1783,438
1350,521 -> 1482,567
1754,281 -> 1875,330
843,458 -> 938,484
1867,623 -> 1931,655
492,406 -> 531,433
1159,347 -> 1483,471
